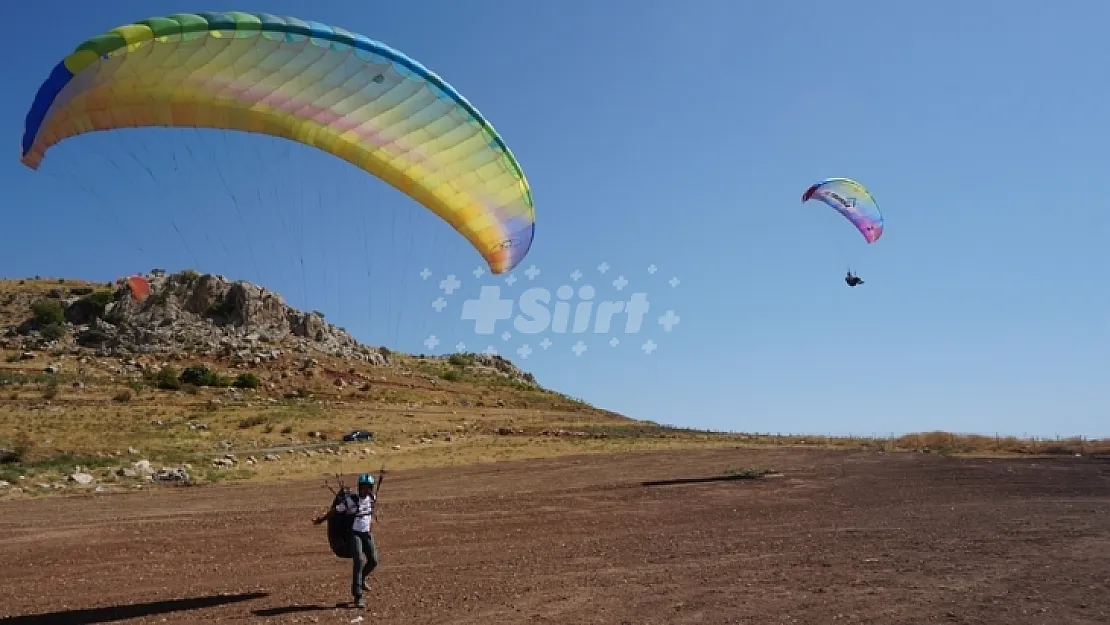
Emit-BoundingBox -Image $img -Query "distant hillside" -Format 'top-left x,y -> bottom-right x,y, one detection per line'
0,270 -> 661,496
0,269 -> 637,414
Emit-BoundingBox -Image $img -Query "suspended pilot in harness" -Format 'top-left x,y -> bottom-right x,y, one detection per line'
845,270 -> 864,287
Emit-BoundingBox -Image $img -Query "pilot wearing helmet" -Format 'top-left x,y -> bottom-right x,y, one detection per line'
314,473 -> 379,608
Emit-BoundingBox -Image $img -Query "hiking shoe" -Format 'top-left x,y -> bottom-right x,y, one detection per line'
361,581 -> 371,592
354,598 -> 366,609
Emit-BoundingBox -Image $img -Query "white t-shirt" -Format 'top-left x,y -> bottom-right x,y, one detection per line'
335,493 -> 374,533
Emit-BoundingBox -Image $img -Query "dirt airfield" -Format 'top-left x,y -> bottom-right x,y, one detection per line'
1,447 -> 1108,625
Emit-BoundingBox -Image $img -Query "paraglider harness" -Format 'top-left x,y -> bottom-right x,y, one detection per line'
845,270 -> 864,287
323,467 -> 384,559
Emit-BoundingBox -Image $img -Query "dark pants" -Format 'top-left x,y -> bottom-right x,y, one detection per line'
351,531 -> 378,600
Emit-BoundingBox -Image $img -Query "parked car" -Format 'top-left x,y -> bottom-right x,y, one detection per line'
343,429 -> 374,442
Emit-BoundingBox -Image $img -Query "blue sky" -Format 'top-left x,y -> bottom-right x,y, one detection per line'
2,0 -> 1107,438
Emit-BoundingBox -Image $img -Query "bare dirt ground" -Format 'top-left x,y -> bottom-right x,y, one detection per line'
1,448 -> 1108,625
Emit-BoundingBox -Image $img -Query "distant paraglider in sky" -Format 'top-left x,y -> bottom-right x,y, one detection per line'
801,178 -> 883,287
19,11 -> 535,275
801,178 -> 883,244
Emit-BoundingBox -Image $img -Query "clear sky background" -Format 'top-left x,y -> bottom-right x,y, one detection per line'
2,0 -> 1107,438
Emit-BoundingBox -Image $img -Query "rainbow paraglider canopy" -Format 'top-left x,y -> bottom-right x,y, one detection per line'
20,11 -> 535,274
801,178 -> 883,244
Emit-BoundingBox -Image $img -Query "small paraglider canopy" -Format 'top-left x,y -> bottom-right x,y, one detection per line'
115,275 -> 151,302
801,178 -> 883,244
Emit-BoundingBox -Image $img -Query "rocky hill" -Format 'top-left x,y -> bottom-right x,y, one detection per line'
0,269 -> 542,388
0,270 -> 653,496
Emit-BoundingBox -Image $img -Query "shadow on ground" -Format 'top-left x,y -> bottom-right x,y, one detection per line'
0,592 -> 268,625
641,474 -> 766,487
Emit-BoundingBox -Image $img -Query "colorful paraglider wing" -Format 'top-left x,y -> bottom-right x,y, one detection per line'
126,276 -> 151,302
20,12 -> 534,274
801,178 -> 883,243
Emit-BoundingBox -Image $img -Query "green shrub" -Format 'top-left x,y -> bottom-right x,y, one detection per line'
87,290 -> 115,306
180,365 -> 230,387
154,367 -> 181,390
180,365 -> 212,386
39,323 -> 65,341
233,373 -> 260,389
448,353 -> 475,367
67,290 -> 115,323
31,299 -> 64,327
440,369 -> 462,382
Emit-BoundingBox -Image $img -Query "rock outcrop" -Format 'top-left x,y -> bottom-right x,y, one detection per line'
468,353 -> 537,385
0,269 -> 550,388
3,269 -> 386,364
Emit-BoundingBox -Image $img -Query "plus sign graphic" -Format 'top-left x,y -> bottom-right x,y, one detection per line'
439,274 -> 461,295
658,310 -> 680,332
460,285 -> 513,335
